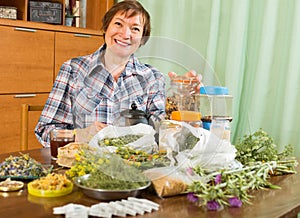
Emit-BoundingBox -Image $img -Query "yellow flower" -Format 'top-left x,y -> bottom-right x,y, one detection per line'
97,159 -> 104,165
75,154 -> 81,161
153,154 -> 159,159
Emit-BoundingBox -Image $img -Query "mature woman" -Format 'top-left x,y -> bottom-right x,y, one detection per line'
35,0 -> 199,147
35,0 -> 166,147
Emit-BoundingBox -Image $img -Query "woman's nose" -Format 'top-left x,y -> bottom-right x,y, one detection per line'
120,26 -> 131,38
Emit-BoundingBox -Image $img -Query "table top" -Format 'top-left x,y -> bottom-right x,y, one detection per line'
0,148 -> 299,218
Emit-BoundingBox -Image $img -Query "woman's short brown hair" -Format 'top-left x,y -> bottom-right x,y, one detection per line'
101,0 -> 151,45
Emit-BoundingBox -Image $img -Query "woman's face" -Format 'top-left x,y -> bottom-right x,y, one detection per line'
105,11 -> 144,58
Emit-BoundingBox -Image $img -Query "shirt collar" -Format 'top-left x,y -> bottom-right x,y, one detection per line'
87,44 -> 140,78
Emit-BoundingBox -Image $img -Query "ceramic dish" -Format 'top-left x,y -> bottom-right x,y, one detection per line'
73,174 -> 151,201
27,182 -> 73,198
0,178 -> 24,192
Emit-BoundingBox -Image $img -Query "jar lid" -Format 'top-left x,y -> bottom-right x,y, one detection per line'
200,86 -> 229,95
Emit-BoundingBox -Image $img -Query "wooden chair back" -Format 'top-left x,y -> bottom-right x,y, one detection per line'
20,104 -> 44,151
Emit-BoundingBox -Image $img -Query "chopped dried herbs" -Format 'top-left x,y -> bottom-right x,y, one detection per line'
98,134 -> 143,147
175,126 -> 200,151
0,153 -> 50,178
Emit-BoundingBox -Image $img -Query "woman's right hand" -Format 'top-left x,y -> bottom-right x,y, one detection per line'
75,121 -> 107,143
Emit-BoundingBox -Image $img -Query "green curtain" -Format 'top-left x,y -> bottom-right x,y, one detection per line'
119,0 -> 300,157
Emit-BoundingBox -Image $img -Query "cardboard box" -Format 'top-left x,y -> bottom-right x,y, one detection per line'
0,6 -> 17,20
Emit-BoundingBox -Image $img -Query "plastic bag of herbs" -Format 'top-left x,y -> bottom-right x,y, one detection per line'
160,121 -> 237,170
66,148 -> 150,190
143,166 -> 202,197
88,123 -> 158,154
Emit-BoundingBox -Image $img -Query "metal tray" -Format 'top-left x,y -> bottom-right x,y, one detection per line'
73,174 -> 151,201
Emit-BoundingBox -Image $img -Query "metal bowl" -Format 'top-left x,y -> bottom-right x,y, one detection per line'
73,174 -> 151,201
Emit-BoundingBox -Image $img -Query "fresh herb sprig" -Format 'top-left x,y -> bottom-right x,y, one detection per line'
235,129 -> 294,164
188,161 -> 285,210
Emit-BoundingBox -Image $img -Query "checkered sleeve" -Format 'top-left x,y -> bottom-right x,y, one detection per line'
35,61 -> 75,147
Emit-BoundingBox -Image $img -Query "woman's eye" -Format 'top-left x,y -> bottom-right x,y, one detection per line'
114,22 -> 122,26
132,27 -> 141,32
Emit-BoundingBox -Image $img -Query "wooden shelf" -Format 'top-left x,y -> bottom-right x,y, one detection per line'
0,0 -> 114,32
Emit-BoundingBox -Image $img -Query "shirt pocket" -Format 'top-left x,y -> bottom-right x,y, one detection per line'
74,87 -> 102,115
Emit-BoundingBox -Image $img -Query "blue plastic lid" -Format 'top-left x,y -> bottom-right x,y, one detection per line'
200,86 -> 229,95
202,121 -> 211,130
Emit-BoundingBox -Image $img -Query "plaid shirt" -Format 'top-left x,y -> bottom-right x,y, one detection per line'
35,45 -> 166,147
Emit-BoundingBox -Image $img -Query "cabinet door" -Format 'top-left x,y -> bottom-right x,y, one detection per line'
0,94 -> 49,154
54,32 -> 103,78
0,26 -> 54,94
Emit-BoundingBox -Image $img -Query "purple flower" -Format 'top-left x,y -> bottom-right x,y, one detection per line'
207,200 -> 221,211
228,197 -> 242,207
215,174 -> 222,184
187,192 -> 198,203
186,167 -> 194,176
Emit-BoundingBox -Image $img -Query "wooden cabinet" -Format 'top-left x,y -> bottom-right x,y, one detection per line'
0,0 -> 113,154
0,25 -> 54,94
0,94 -> 48,154
54,32 -> 104,78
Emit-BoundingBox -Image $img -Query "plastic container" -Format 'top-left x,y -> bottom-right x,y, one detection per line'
199,86 -> 233,130
27,182 -> 73,197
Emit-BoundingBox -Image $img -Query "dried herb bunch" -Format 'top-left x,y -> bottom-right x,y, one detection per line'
66,148 -> 149,190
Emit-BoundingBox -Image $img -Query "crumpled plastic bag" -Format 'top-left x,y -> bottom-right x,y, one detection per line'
159,120 -> 239,171
88,123 -> 158,154
143,166 -> 203,197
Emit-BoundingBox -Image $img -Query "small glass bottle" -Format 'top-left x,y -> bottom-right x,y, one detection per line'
210,119 -> 231,141
165,76 -> 201,126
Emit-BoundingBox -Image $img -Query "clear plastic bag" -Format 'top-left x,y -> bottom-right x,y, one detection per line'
88,123 -> 158,154
144,166 -> 197,197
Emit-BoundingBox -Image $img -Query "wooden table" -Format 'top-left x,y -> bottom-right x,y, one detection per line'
0,148 -> 299,218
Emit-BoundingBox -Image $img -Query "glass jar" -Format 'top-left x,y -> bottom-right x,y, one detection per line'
159,120 -> 182,152
165,76 -> 201,126
199,86 -> 233,130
